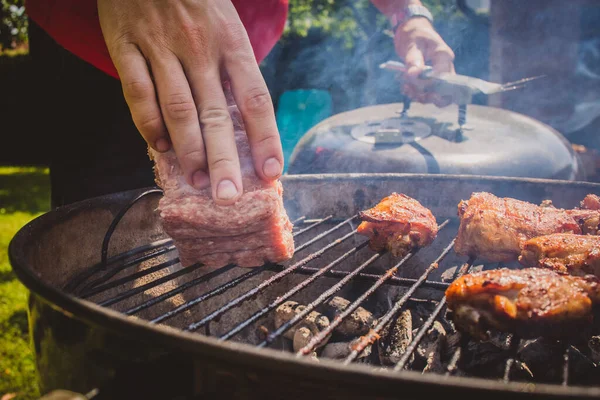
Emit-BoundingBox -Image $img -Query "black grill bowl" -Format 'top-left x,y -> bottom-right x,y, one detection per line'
9,173 -> 600,400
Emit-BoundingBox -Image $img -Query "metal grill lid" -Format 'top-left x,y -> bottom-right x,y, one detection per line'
287,103 -> 584,181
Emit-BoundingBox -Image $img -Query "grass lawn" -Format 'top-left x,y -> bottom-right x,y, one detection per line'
0,166 -> 50,400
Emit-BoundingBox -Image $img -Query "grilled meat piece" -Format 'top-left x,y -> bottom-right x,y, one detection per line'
455,192 -> 588,262
519,233 -> 600,277
357,193 -> 438,257
570,194 -> 600,234
445,268 -> 600,339
150,100 -> 294,268
567,208 -> 600,235
538,195 -> 600,233
581,194 -> 600,210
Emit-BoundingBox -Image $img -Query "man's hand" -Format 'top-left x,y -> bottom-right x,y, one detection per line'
97,0 -> 283,205
394,16 -> 456,107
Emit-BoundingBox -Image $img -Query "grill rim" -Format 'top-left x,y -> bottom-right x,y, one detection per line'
10,175 -> 600,398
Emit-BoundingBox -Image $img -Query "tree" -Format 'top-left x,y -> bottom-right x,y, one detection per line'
284,0 -> 388,49
0,0 -> 27,51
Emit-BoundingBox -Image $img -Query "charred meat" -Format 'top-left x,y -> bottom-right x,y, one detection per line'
454,192 -> 591,262
357,193 -> 438,257
519,233 -> 600,277
445,268 -> 600,340
150,101 -> 294,268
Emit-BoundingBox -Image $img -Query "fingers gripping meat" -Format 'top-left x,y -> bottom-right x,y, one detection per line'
150,102 -> 294,268
445,268 -> 600,340
357,193 -> 438,257
519,233 -> 600,277
454,192 -> 592,263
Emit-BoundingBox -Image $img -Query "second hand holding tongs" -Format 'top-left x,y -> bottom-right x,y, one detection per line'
379,60 -> 544,132
379,60 -> 544,105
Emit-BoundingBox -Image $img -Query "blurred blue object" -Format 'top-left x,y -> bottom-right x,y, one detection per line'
276,89 -> 332,172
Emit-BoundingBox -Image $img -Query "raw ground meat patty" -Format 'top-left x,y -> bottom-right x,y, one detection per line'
149,103 -> 295,268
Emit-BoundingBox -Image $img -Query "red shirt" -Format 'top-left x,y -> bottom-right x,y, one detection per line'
26,1 -> 289,79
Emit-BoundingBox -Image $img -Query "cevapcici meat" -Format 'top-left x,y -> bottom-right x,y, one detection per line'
357,193 -> 439,257
454,192 -> 600,263
150,101 -> 294,268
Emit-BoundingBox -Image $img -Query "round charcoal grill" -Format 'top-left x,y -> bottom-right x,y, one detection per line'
9,174 -> 600,400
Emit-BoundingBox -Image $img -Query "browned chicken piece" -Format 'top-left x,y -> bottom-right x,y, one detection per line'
357,193 -> 438,257
519,233 -> 600,277
455,192 -> 589,263
569,195 -> 600,235
569,212 -> 600,235
445,268 -> 600,340
581,194 -> 600,210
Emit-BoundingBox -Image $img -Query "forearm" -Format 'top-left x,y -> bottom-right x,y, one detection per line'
371,0 -> 455,107
370,0 -> 424,19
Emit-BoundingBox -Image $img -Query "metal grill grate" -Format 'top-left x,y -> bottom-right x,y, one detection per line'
63,189 -> 599,389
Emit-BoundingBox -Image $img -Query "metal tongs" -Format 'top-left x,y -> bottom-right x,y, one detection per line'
379,60 -> 545,134
379,60 -> 544,104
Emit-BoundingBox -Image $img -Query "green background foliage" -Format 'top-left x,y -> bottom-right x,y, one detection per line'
0,167 -> 49,399
0,0 -> 27,50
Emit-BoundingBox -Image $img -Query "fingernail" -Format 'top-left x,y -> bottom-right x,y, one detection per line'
217,179 -> 238,200
263,158 -> 282,178
155,138 -> 170,152
192,170 -> 210,189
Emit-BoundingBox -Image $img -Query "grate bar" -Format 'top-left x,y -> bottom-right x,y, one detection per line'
71,214 -> 310,297
395,259 -> 474,371
443,258 -> 476,378
297,219 -> 451,357
97,262 -> 204,307
394,298 -> 448,370
80,243 -> 178,295
273,265 -> 450,290
65,238 -> 174,294
342,229 -> 454,364
148,217 -> 354,324
292,215 -> 357,253
568,345 -> 597,368
125,264 -> 236,316
291,216 -> 307,225
151,266 -> 265,324
259,252 -> 384,348
184,216 -> 359,332
80,257 -> 180,298
219,233 -> 366,341
297,251 -> 417,357
293,216 -> 333,236
90,215 -> 333,313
